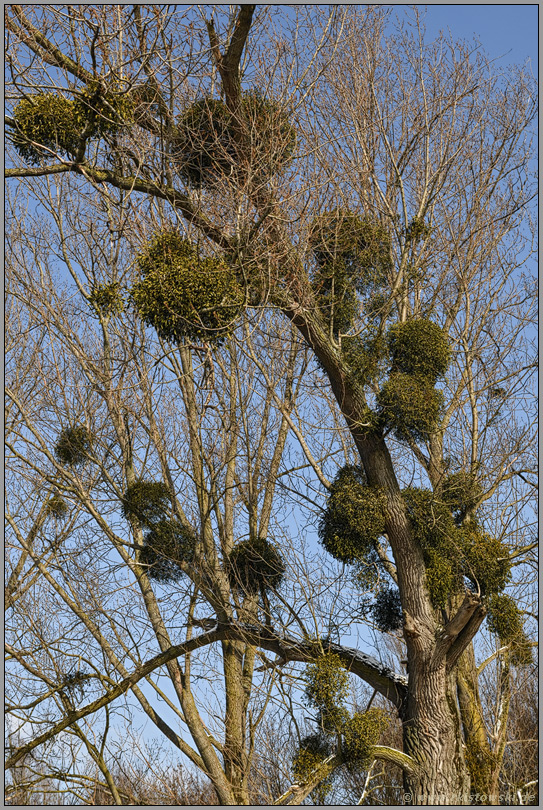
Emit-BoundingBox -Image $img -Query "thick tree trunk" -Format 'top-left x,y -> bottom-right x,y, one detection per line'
402,667 -> 470,805
278,285 -> 491,806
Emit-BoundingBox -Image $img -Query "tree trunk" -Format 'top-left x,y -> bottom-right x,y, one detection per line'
281,306 -> 480,804
457,649 -> 500,805
402,667 -> 470,805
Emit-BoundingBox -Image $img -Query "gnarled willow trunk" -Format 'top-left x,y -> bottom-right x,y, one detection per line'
402,668 -> 470,805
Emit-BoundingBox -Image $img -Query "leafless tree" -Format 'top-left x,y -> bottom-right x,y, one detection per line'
5,5 -> 537,805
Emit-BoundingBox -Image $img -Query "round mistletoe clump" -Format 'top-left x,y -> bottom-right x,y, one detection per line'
404,217 -> 432,243
54,425 -> 92,467
132,231 -> 244,345
121,481 -> 171,526
77,81 -> 134,137
291,734 -> 334,802
401,487 -> 463,607
305,652 -> 349,731
309,210 -> 392,288
309,211 -> 391,336
423,547 -> 462,608
311,260 -> 359,335
228,537 -> 285,594
319,466 -> 386,564
440,470 -> 483,523
486,593 -> 532,666
12,85 -> 133,165
401,487 -> 456,550
377,372 -> 444,443
341,709 -> 389,771
88,282 -> 125,316
372,587 -> 403,632
459,525 -> 511,596
342,333 -> 387,387
174,92 -> 295,187
387,318 -> 450,383
12,93 -> 83,164
140,519 -> 196,583
45,492 -> 69,520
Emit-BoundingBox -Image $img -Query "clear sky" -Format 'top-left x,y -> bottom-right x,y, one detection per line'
404,4 -> 538,70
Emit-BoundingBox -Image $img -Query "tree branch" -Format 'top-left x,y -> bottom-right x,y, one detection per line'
5,162 -> 230,247
4,626 -> 226,770
218,623 -> 408,709
205,5 -> 255,105
6,5 -> 95,84
6,620 -> 408,770
446,604 -> 487,671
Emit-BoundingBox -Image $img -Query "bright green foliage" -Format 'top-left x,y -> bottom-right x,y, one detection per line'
387,319 -> 450,383
174,92 -> 296,187
424,548 -> 460,608
486,594 -> 532,666
88,282 -> 125,316
131,231 -> 243,345
402,487 -> 463,607
319,466 -> 387,564
77,81 -> 134,136
404,217 -> 432,243
54,426 -> 92,467
402,487 -> 456,549
228,537 -> 285,594
121,481 -> 171,525
459,525 -> 511,595
45,493 -> 69,520
291,734 -> 334,802
305,652 -> 349,734
377,318 -> 449,444
13,94 -> 84,164
341,708 -> 389,771
372,587 -> 403,631
12,86 -> 133,164
140,520 -> 196,583
402,487 -> 512,606
377,372 -> 444,443
341,333 -> 387,387
315,704 -> 351,737
441,471 -> 483,523
310,210 -> 391,335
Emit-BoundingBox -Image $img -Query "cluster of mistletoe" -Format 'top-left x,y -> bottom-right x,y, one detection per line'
309,209 -> 392,339
291,651 -> 388,801
174,91 -> 296,187
318,465 -> 387,564
12,83 -> 133,164
131,230 -> 244,346
44,492 -> 69,522
318,463 -> 530,659
54,425 -> 93,467
121,480 -> 196,583
88,282 -> 125,317
227,537 -> 285,598
401,485 -> 512,607
376,318 -> 450,443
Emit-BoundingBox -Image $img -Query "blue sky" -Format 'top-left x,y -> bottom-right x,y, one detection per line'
404,4 -> 538,70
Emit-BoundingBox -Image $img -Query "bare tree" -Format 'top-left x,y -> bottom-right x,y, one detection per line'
5,5 -> 537,805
